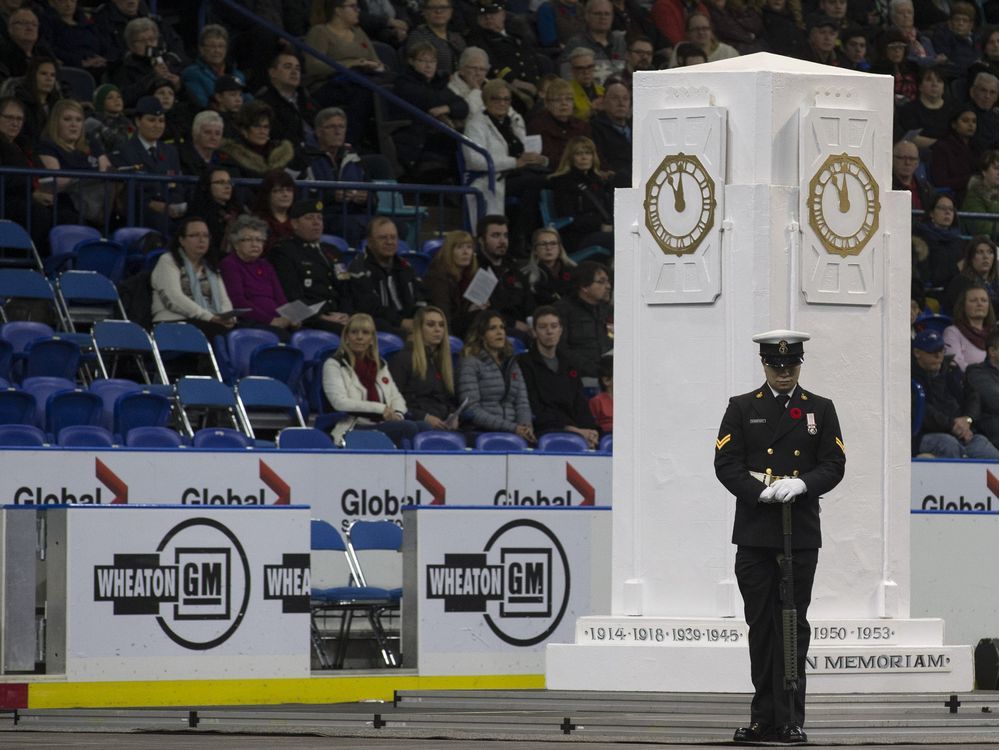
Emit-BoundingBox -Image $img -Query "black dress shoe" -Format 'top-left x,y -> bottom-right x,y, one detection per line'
733,722 -> 773,742
777,724 -> 808,743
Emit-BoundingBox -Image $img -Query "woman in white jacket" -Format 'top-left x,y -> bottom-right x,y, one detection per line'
322,313 -> 431,447
461,78 -> 547,228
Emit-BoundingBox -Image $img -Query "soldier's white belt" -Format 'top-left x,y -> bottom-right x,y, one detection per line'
749,471 -> 790,487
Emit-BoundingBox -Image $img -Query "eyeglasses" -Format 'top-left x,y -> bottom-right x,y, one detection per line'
237,236 -> 265,244
210,178 -> 233,185
629,47 -> 653,55
340,3 -> 360,8
535,240 -> 559,248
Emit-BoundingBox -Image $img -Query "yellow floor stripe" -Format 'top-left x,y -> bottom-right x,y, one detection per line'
27,673 -> 546,709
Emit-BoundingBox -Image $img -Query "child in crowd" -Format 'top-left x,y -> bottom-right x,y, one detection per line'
85,84 -> 131,154
589,354 -> 613,433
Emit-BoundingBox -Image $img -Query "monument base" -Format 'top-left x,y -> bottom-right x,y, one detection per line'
545,617 -> 973,693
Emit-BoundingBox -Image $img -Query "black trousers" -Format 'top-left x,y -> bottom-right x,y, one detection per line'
735,545 -> 818,729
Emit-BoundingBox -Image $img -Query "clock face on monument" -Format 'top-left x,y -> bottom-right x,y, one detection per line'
806,152 -> 880,257
643,152 -> 717,256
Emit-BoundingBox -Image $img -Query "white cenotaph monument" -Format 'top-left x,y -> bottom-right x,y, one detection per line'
545,53 -> 974,693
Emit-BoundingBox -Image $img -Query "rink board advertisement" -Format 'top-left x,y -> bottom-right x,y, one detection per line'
0,450 -> 613,533
402,506 -> 612,675
43,505 -> 311,681
910,459 -> 997,513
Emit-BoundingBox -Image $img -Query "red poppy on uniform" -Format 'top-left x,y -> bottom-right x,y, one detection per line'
382,376 -> 389,383
568,369 -> 578,378
561,271 -> 570,281
789,407 -> 802,420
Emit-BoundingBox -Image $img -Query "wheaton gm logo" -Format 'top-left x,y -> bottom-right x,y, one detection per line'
426,519 -> 570,646
93,518 -> 308,650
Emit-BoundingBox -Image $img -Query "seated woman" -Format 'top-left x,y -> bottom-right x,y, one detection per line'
546,136 -> 614,253
13,54 -> 62,146
389,306 -> 461,430
109,17 -> 183,107
526,77 -> 589,169
219,100 -> 304,180
304,0 -> 388,147
943,283 -> 995,372
179,110 -> 227,176
250,169 -> 297,253
895,65 -> 953,152
0,95 -> 51,246
941,235 -> 997,315
151,216 -> 236,339
457,309 -> 535,444
322,312 -> 430,446
913,192 -> 966,288
41,0 -> 108,81
188,167 -> 242,258
420,229 -> 483,339
219,215 -> 298,341
929,106 -> 979,203
447,46 -> 489,126
667,12 -> 739,67
181,24 -> 247,108
521,227 -> 576,306
961,151 -> 998,239
35,98 -> 112,226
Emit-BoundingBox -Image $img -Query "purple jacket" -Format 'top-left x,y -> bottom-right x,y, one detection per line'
219,253 -> 287,324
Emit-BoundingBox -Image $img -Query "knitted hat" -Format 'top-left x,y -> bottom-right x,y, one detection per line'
93,84 -> 121,113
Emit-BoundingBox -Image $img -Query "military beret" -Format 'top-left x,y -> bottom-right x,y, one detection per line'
290,199 -> 324,219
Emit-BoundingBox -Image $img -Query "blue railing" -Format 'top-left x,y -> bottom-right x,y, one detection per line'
0,167 -> 485,244
206,0 -> 496,192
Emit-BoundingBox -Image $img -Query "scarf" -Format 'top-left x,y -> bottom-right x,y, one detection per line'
354,356 -> 380,402
488,112 -> 524,159
958,321 -> 988,351
181,255 -> 224,314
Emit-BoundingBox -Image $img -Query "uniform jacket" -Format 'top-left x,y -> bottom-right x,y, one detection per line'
110,135 -> 184,205
388,343 -> 458,420
322,352 -> 407,443
269,236 -> 351,314
457,350 -> 532,432
348,250 -> 425,335
467,26 -> 541,85
517,344 -> 596,435
714,384 -> 845,549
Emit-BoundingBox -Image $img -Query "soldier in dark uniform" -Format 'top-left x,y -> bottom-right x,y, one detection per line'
714,330 -> 846,745
467,0 -> 542,111
269,199 -> 352,333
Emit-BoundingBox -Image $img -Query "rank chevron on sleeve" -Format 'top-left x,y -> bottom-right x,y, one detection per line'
835,437 -> 846,454
716,434 -> 732,451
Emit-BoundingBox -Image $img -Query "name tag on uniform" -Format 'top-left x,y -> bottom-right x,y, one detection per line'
749,418 -> 767,424
806,413 -> 817,435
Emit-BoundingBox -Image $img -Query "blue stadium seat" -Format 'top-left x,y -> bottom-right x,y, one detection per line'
0,388 -> 36,426
412,431 -> 466,451
113,391 -> 173,441
599,433 -> 612,453
224,328 -> 280,382
193,427 -> 252,449
343,430 -> 396,450
277,426 -> 336,450
125,425 -> 187,448
153,321 -> 224,381
89,378 -> 142,431
57,425 -> 114,448
45,389 -> 103,438
376,331 -> 404,359
474,432 -> 529,452
21,336 -> 81,382
20,376 -> 75,427
48,225 -> 100,263
0,423 -> 46,446
537,431 -> 590,453
0,220 -> 43,270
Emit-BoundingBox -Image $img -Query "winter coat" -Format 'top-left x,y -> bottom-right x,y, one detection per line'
457,350 -> 532,432
322,351 -> 407,443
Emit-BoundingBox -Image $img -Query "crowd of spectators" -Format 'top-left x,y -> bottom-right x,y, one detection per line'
0,0 -> 996,451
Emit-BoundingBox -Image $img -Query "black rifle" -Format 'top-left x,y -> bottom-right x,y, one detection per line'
780,501 -> 797,726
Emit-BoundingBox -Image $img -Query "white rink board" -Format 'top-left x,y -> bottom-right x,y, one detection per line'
402,506 -> 611,675
44,505 -> 311,681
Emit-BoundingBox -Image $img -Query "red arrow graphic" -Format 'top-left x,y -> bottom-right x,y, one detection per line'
987,469 -> 998,499
260,460 -> 290,504
416,461 -> 445,504
566,462 -> 595,505
95,458 -> 128,504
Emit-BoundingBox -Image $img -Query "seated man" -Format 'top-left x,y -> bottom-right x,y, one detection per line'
255,49 -> 318,149
518,305 -> 599,447
348,217 -> 425,336
559,0 -> 627,80
554,260 -> 612,379
911,329 -> 997,458
589,79 -> 631,187
109,95 -> 184,234
476,215 -> 535,339
269,199 -> 354,333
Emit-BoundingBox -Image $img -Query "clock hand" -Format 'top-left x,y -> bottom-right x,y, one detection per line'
836,173 -> 850,213
667,173 -> 686,212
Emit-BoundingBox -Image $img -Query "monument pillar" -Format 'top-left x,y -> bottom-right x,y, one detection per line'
546,54 -> 973,692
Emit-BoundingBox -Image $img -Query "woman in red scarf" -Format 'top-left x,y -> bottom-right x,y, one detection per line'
943,284 -> 995,372
322,312 -> 431,446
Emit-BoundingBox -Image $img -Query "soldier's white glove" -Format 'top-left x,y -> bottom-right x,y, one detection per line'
770,477 -> 806,503
758,486 -> 780,503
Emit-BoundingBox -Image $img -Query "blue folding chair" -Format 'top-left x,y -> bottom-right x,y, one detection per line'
152,322 -> 224,381
92,320 -> 168,385
474,432 -> 529,452
125,425 -> 187,448
0,269 -> 65,326
277,426 -> 336,450
249,343 -> 305,391
376,331 -> 404,359
70,239 -> 128,283
0,321 -> 54,354
21,336 -> 81,382
57,425 -> 114,447
0,338 -> 11,382
113,390 -> 173,441
21,376 -> 75,427
175,375 -> 247,435
55,271 -> 127,332
289,329 -> 340,416
412,431 -> 466,451
0,220 -> 43,270
537,431 -> 590,452
110,227 -> 155,252
0,388 -> 36,426
236,376 -> 306,440
192,427 -> 252,449
45,389 -> 103,439
0,423 -> 46,446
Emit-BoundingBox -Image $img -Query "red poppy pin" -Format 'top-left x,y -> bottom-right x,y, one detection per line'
512,372 -> 518,379
382,376 -> 389,383
435,372 -> 441,380
568,368 -> 578,378
561,271 -> 570,281
506,275 -> 516,285
789,407 -> 802,420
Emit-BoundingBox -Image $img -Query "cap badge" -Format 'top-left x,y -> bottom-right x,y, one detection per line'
778,340 -> 789,354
